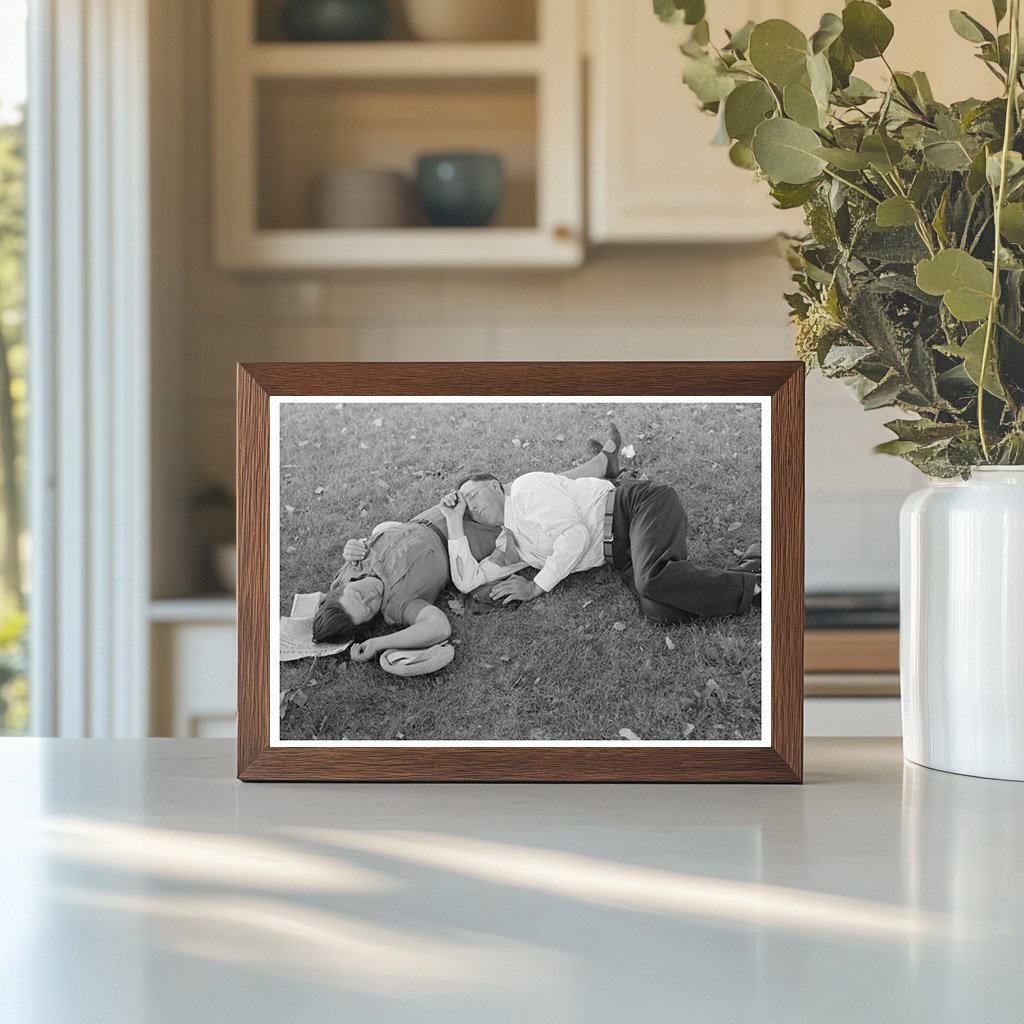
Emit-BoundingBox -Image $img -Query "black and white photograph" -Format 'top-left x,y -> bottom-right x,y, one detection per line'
271,397 -> 770,746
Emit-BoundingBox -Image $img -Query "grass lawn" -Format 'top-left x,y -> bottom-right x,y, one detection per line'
278,400 -> 763,742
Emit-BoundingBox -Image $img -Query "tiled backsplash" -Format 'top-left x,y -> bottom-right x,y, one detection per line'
179,247 -> 918,592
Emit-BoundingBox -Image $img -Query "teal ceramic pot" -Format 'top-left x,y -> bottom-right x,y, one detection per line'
281,0 -> 388,41
415,153 -> 505,227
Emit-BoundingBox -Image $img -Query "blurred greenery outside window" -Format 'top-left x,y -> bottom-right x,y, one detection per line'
0,0 -> 28,734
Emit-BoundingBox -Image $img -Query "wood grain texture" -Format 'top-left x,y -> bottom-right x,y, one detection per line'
236,362 -> 805,783
805,629 -> 899,674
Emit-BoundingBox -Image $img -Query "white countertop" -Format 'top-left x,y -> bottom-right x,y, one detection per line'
1,738 -> 1020,1023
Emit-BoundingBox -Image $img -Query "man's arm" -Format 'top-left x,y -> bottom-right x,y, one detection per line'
447,534 -> 525,593
439,490 -> 525,592
533,524 -> 593,592
490,523 -> 591,602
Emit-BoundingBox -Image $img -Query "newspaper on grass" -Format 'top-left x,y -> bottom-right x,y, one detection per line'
279,592 -> 351,662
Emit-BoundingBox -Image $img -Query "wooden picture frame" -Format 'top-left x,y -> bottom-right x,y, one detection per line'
237,362 -> 804,782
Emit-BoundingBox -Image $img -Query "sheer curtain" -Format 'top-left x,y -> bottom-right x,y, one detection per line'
28,0 -> 150,736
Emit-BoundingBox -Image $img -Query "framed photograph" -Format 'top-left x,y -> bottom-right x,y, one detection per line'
237,362 -> 804,782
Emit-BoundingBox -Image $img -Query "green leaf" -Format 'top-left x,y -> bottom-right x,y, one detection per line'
884,418 -> 964,443
915,249 -> 994,322
729,140 -> 757,169
922,140 -> 972,171
874,439 -> 922,455
913,71 -> 935,104
748,20 -> 809,87
810,12 -> 843,54
711,109 -> 731,145
948,10 -> 994,44
751,118 -> 828,184
909,164 -> 933,205
939,325 -> 1006,398
691,19 -> 710,45
784,80 -> 824,129
808,51 -> 833,110
967,144 -> 991,194
860,133 -> 904,173
986,150 -> 1024,191
836,76 -> 879,105
723,81 -> 775,144
1000,203 -> 1024,245
876,197 -> 918,228
842,1 -> 895,59
653,0 -> 705,26
682,57 -> 736,104
814,146 -> 872,170
862,374 -> 903,409
993,0 -> 1008,24
724,20 -> 755,53
827,36 -> 855,89
932,190 -> 950,247
770,180 -> 820,209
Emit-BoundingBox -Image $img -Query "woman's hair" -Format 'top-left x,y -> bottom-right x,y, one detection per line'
312,593 -> 362,645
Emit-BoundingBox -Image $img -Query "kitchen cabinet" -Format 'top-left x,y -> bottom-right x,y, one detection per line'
150,600 -> 237,738
587,0 -> 813,243
587,0 -> 999,244
211,0 -> 583,269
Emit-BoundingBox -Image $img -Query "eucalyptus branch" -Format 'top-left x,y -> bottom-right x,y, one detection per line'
822,167 -> 881,205
884,170 -> 939,254
978,0 -> 1021,462
749,69 -> 784,117
969,213 -> 994,253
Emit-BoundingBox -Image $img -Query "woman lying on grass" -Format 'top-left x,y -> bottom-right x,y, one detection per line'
310,428 -> 623,662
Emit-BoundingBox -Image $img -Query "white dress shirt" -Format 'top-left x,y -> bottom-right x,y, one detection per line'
448,472 -> 614,594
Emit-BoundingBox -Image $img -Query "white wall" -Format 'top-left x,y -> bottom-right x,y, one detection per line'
155,0 -> 920,599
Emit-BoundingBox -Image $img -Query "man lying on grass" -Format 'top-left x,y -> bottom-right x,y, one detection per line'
441,467 -> 761,624
310,430 -> 624,662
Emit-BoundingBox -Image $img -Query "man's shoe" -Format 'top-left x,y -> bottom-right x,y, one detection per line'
734,543 -> 761,576
599,422 -> 622,479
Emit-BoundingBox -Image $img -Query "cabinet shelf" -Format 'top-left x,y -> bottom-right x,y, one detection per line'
249,42 -> 544,78
212,0 -> 582,269
218,226 -> 579,270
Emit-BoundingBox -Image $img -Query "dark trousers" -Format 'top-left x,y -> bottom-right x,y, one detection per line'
610,480 -> 756,623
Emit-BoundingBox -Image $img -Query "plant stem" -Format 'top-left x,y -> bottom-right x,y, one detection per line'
884,170 -> 939,255
979,0 -> 1021,462
822,167 -> 880,205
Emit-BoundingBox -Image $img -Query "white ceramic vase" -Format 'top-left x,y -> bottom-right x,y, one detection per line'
900,467 -> 1024,780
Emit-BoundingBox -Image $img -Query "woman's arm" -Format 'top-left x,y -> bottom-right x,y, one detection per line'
349,602 -> 452,662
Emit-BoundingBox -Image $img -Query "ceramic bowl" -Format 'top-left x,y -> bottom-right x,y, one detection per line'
316,168 -> 407,228
281,0 -> 388,42
415,152 -> 504,227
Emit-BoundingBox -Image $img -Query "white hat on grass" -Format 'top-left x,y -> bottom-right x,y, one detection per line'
378,643 -> 455,677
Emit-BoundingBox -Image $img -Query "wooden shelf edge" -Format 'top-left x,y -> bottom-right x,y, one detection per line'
217,228 -> 584,270
249,42 -> 544,78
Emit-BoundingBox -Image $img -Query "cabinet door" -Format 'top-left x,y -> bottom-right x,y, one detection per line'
588,0 -> 996,244
588,0 -> 813,243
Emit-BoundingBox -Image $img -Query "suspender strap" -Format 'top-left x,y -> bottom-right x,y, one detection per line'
603,488 -> 616,567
